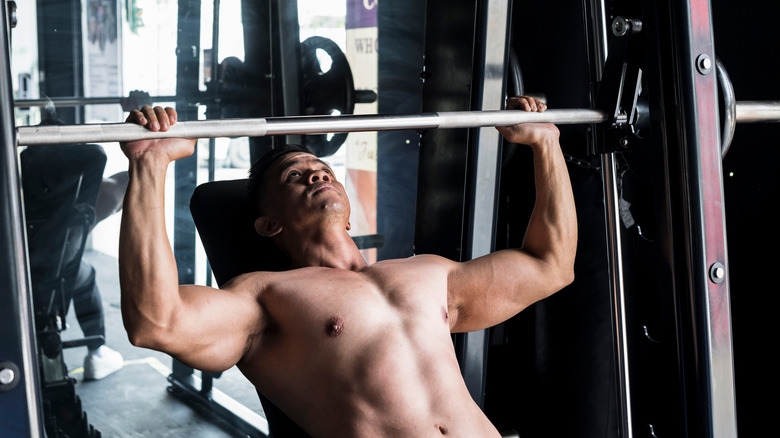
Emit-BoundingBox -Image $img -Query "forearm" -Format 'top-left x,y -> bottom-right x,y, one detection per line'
118,154 -> 181,346
522,136 -> 577,284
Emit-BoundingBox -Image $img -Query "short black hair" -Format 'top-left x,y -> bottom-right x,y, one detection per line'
247,143 -> 313,216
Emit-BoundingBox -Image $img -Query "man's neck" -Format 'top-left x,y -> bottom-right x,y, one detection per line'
281,224 -> 368,271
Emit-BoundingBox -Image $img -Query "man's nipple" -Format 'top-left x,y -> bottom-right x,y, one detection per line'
325,316 -> 344,337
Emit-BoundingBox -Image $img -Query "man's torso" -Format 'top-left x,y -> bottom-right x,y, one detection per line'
230,255 -> 500,437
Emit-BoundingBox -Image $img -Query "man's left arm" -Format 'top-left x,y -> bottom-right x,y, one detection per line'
447,96 -> 577,333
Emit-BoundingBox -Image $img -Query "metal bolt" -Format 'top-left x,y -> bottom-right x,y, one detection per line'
709,262 -> 726,284
612,17 -> 643,37
0,368 -> 15,385
612,17 -> 628,37
697,54 -> 712,75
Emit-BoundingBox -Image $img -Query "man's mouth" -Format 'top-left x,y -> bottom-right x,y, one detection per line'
311,183 -> 335,195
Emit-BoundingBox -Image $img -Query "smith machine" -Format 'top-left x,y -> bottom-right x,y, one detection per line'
3,0 -> 780,436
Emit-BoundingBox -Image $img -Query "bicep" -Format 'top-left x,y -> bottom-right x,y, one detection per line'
447,249 -> 564,333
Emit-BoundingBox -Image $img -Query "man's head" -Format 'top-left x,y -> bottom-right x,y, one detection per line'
247,144 -> 350,240
247,144 -> 312,217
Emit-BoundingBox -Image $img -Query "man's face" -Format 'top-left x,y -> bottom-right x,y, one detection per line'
263,152 -> 350,229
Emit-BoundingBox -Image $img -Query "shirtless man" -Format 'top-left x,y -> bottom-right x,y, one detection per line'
118,95 -> 576,437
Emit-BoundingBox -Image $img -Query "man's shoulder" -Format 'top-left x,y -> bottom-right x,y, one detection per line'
220,269 -> 300,293
407,253 -> 455,266
366,254 -> 456,277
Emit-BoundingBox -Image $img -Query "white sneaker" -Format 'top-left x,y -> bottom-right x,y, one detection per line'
83,345 -> 124,380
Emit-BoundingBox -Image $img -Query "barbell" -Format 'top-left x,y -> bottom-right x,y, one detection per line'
14,102 -> 780,148
15,109 -> 606,146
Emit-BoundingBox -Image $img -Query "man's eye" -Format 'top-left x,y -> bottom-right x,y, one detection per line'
289,171 -> 301,177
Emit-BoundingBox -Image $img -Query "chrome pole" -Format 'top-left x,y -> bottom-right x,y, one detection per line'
591,6 -> 635,438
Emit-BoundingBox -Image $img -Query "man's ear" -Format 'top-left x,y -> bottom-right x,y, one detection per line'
255,216 -> 283,237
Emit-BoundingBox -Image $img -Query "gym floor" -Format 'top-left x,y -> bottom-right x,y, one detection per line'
59,250 -> 266,437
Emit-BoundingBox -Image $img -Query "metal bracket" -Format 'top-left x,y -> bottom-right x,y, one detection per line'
591,16 -> 645,155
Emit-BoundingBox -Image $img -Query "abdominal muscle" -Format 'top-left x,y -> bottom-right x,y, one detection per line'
235,265 -> 502,438
246,320 -> 498,437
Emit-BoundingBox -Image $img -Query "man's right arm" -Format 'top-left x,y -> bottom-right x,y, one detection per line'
445,97 -> 577,333
119,106 -> 263,372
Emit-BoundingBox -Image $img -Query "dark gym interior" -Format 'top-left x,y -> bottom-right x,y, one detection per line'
2,0 -> 777,437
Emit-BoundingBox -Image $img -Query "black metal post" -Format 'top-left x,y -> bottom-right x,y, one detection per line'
0,1 -> 44,436
458,0 -> 512,409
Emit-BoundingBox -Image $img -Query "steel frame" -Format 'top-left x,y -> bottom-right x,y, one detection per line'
0,2 -> 44,437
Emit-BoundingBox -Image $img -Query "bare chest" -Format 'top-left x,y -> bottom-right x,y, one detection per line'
266,265 -> 446,344
234,261 -> 491,436
239,263 -> 453,387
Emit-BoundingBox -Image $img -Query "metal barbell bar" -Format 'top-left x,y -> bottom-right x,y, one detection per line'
16,109 -> 608,146
734,101 -> 780,123
14,103 -> 780,147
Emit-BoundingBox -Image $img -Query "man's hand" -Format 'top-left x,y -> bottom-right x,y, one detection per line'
120,105 -> 196,163
496,96 -> 560,147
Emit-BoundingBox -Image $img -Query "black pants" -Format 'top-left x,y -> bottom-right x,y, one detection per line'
66,260 -> 106,351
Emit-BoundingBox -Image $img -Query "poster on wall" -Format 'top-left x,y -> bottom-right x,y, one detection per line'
83,0 -> 122,123
345,0 -> 378,262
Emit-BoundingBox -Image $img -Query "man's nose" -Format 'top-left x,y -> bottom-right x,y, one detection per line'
308,169 -> 331,184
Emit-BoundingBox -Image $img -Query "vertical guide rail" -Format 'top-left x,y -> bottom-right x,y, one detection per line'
457,0 -> 511,409
665,0 -> 737,435
601,152 -> 633,436
582,0 -> 634,436
0,2 -> 44,436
